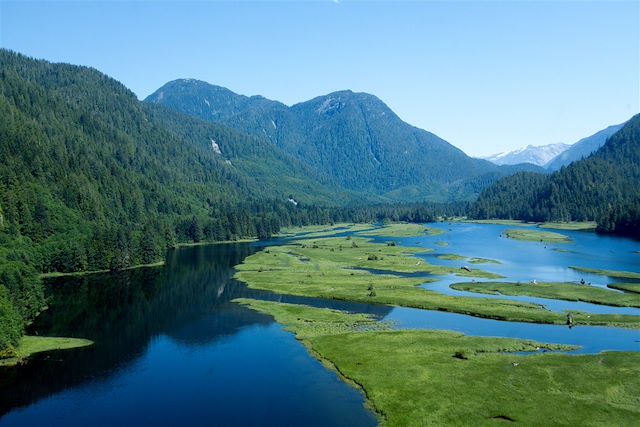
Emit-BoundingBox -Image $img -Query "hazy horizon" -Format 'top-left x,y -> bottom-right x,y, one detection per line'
1,0 -> 637,157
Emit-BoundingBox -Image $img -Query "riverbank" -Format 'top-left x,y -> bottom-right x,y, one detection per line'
359,223 -> 443,237
39,261 -> 165,279
233,233 -> 640,328
504,229 -> 571,244
0,336 -> 93,367
460,219 -> 597,231
608,283 -> 640,294
277,223 -> 373,238
238,299 -> 639,426
174,238 -> 258,248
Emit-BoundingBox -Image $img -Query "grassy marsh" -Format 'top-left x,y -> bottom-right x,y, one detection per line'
469,257 -> 501,264
358,223 -> 442,238
461,219 -> 536,226
504,229 -> 571,244
451,281 -> 640,308
538,221 -> 597,231
608,283 -> 640,294
238,299 -> 639,427
278,223 -> 373,238
234,235 -> 640,328
569,266 -> 640,280
1,336 -> 93,366
437,254 -> 466,261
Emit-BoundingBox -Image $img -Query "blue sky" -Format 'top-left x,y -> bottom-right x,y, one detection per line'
1,1 -> 638,157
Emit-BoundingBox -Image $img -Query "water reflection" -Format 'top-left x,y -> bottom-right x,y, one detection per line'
0,243 -> 377,427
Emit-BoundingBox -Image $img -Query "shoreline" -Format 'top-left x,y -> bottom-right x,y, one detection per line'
0,336 -> 94,367
236,299 -> 638,426
39,260 -> 166,279
233,230 -> 640,329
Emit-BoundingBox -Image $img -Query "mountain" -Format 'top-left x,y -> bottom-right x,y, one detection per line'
146,80 -> 544,202
545,123 -> 625,170
142,103 -> 370,206
484,143 -> 570,167
0,50 -> 367,353
470,114 -> 640,235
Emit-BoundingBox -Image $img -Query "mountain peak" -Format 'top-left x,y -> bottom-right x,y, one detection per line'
484,143 -> 570,167
145,77 -> 542,200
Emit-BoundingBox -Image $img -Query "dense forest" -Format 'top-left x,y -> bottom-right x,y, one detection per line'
470,114 -> 640,237
146,79 -> 544,201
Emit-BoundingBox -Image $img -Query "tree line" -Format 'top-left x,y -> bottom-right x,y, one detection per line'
469,114 -> 640,237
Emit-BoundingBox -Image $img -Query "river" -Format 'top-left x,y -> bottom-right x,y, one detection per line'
1,223 -> 638,425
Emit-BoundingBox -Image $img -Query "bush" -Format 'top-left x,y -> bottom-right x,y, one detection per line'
453,351 -> 468,360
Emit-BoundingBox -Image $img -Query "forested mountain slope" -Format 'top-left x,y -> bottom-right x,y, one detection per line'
0,50 -> 358,354
143,103 -> 370,206
545,123 -> 625,170
471,114 -> 640,236
146,80 -> 544,201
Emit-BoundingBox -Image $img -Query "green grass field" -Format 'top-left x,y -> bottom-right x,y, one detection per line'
358,223 -> 443,237
238,299 -> 639,427
278,223 -> 374,238
538,221 -> 597,231
451,281 -> 640,308
469,257 -> 501,264
570,267 -> 640,280
504,229 -> 572,244
461,219 -> 537,227
234,235 -> 640,328
608,283 -> 640,294
437,254 -> 466,261
0,336 -> 93,366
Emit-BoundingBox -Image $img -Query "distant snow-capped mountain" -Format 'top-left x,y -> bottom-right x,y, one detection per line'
483,143 -> 570,166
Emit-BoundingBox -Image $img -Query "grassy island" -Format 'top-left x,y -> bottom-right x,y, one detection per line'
234,234 -> 640,328
569,267 -> 640,280
538,221 -> 597,231
237,299 -> 640,427
358,223 -> 442,237
608,283 -> 640,294
469,257 -> 501,264
278,223 -> 374,239
451,281 -> 640,308
504,229 -> 571,244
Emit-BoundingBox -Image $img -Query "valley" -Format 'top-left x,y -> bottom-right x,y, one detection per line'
1,222 -> 638,426
0,6 -> 638,423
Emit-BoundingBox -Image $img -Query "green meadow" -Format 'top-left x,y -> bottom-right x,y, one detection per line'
234,235 -> 640,328
237,299 -> 640,427
452,281 -> 640,308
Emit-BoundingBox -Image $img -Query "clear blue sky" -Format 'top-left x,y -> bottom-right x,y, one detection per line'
1,1 -> 638,157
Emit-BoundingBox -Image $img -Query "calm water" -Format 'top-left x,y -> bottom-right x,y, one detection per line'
1,223 -> 639,425
370,222 -> 640,315
398,222 -> 640,288
0,243 -> 378,427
